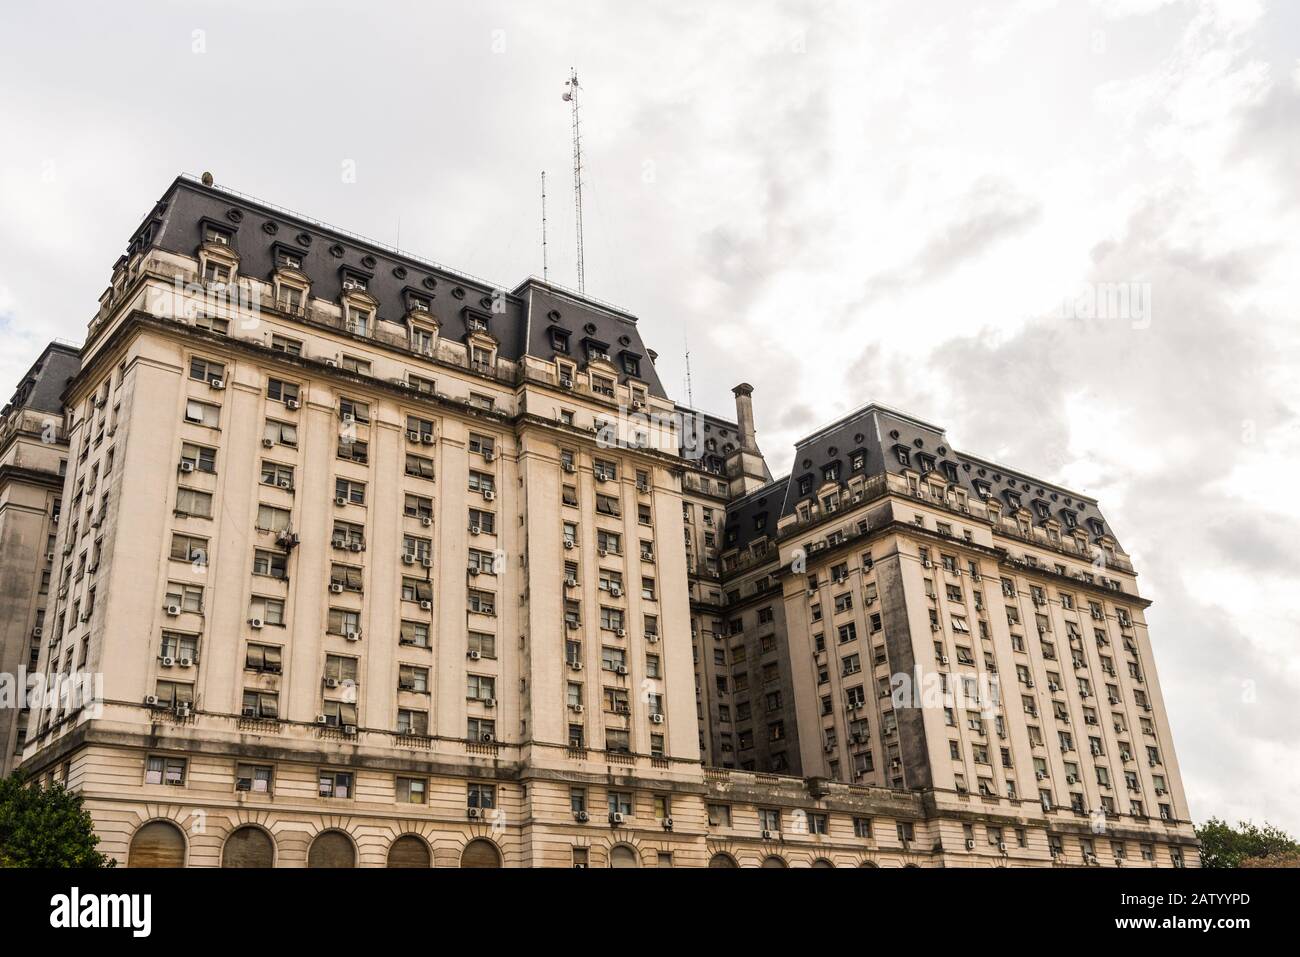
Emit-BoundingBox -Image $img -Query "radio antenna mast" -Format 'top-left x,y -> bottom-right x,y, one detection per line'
684,332 -> 695,408
562,69 -> 586,294
540,171 -> 549,283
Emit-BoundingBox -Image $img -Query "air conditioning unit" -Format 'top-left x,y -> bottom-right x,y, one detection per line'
563,540 -> 575,550
1036,770 -> 1046,780
162,603 -> 182,617
330,583 -> 344,594
650,714 -> 664,725
761,829 -> 775,840
261,438 -> 275,448
316,714 -> 329,725
965,839 -> 976,850
161,656 -> 175,667
480,732 -> 494,743
1066,774 -> 1078,784
345,631 -> 361,642
285,399 -> 299,410
615,627 -> 627,639
646,633 -> 659,644
249,618 -> 264,629
421,517 -> 433,527
609,812 -> 625,825
325,677 -> 340,689
468,649 -> 482,660
940,655 -> 949,665
1048,682 -> 1060,692
564,577 -> 578,588
483,698 -> 496,709
566,620 -> 580,630
402,554 -> 416,565
467,807 -> 483,820
483,489 -> 496,501
421,558 -> 433,568
570,703 -> 584,713
610,586 -> 622,598
343,724 -> 358,736
483,450 -> 495,462
144,695 -> 160,707
242,707 -> 257,718
178,461 -> 195,474
468,566 -> 480,577
615,665 -> 628,676
997,841 -> 1008,852
1121,750 -> 1132,761
569,661 -> 584,672
824,743 -> 835,753
421,433 -> 434,445
32,626 -> 43,637
349,543 -> 363,555
178,657 -> 193,668
334,496 -> 348,506
469,526 -> 481,536
419,600 -> 432,611
176,703 -> 192,718
574,810 -> 589,822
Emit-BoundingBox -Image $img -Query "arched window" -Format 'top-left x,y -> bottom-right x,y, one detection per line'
221,826 -> 274,868
708,853 -> 738,868
859,859 -> 879,868
609,845 -> 639,868
811,858 -> 835,869
308,830 -> 356,868
761,855 -> 788,868
460,839 -> 501,868
128,820 -> 186,868
387,835 -> 431,868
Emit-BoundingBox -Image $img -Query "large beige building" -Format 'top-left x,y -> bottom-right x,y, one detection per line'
10,174 -> 1198,867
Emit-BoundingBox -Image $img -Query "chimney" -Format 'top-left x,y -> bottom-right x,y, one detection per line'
725,382 -> 769,498
733,382 -> 758,453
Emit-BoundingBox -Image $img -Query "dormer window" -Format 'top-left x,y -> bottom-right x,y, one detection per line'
341,273 -> 368,293
276,248 -> 302,270
1061,509 -> 1078,530
822,462 -> 840,483
798,475 -> 813,496
851,451 -> 866,471
203,260 -> 231,284
551,329 -> 570,354
973,480 -> 991,499
346,305 -> 372,336
406,293 -> 430,313
275,283 -> 304,315
941,461 -> 959,482
1005,491 -> 1022,511
894,445 -> 911,467
203,224 -> 231,246
410,325 -> 436,354
622,354 -> 641,377
1034,500 -> 1051,520
585,340 -> 611,364
1088,518 -> 1105,538
591,375 -> 614,397
917,454 -> 935,474
471,346 -> 494,374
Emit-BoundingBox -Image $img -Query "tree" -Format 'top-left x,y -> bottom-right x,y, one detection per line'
1196,818 -> 1299,868
0,772 -> 113,868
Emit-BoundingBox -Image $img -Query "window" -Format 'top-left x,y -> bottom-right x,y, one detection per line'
398,664 -> 430,693
184,399 -> 220,427
853,817 -> 873,838
399,620 -> 430,648
319,770 -> 353,799
241,689 -> 279,719
468,589 -> 496,615
235,763 -> 273,793
467,674 -> 496,701
468,509 -> 496,534
174,487 -> 213,518
397,709 -> 428,736
165,582 -> 204,614
405,453 -> 435,479
144,755 -> 187,786
468,783 -> 496,809
180,442 -> 217,473
252,549 -> 287,579
170,534 -> 209,565
255,504 -> 291,533
264,419 -> 298,447
189,357 -> 226,383
270,334 -> 302,356
468,631 -> 496,658
244,643 -> 282,674
759,808 -> 781,832
397,777 -> 427,804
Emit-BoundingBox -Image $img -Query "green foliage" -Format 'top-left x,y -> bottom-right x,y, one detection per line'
0,772 -> 113,868
1196,817 -> 1299,868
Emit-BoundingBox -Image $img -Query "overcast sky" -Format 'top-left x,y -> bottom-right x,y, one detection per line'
2,0 -> 1297,832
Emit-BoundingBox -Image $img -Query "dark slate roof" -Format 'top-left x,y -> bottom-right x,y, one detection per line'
675,405 -> 739,473
778,403 -> 1117,542
725,475 -> 790,553
2,342 -> 80,417
131,176 -> 667,397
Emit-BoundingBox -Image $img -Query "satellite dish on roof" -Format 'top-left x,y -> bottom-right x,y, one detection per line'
201,171 -> 214,186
